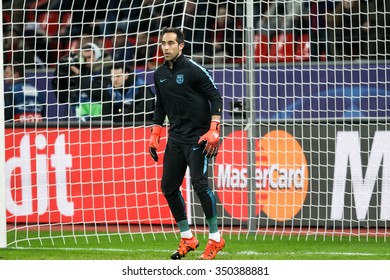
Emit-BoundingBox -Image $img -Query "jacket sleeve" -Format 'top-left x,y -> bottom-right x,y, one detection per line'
196,67 -> 223,117
152,74 -> 167,125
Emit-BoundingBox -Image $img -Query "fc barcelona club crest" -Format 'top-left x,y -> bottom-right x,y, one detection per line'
176,74 -> 184,84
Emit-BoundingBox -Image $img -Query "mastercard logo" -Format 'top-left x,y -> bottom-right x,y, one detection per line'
214,130 -> 261,221
257,130 -> 309,221
215,129 -> 309,222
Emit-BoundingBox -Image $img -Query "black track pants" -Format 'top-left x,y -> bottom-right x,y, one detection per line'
160,139 -> 217,223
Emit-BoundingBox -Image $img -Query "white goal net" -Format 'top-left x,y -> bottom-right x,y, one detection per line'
1,0 -> 390,248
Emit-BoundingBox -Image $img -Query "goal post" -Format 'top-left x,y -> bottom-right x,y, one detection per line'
0,0 -> 7,249
243,0 -> 258,233
2,0 -> 390,249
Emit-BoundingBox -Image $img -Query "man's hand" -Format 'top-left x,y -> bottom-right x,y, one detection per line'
149,125 -> 161,162
198,121 -> 220,158
70,65 -> 80,75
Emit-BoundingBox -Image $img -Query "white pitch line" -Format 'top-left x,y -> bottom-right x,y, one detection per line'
7,247 -> 390,257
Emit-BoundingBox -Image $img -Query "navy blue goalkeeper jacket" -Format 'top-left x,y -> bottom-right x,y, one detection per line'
153,54 -> 223,144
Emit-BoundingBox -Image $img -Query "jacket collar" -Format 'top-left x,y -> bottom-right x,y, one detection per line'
164,53 -> 184,69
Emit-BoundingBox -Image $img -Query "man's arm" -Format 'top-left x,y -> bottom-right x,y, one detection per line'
196,66 -> 223,158
148,75 -> 166,162
194,66 -> 223,119
152,77 -> 167,126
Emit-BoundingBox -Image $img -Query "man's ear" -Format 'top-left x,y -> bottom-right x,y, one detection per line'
179,42 -> 185,52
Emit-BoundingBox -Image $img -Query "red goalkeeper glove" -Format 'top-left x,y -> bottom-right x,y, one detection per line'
198,121 -> 220,158
149,125 -> 161,162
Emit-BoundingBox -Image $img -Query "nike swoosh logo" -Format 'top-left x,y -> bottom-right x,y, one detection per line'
160,79 -> 167,83
192,146 -> 201,151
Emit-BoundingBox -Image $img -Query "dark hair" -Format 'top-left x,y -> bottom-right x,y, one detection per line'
161,27 -> 185,44
112,62 -> 131,73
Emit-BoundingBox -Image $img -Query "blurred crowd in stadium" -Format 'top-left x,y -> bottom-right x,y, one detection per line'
3,0 -> 390,69
2,0 -> 390,123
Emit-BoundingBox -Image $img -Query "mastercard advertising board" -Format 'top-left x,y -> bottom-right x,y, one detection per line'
4,121 -> 390,227
214,129 -> 309,222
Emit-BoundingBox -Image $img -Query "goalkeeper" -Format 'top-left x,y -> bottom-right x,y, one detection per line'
148,27 -> 225,260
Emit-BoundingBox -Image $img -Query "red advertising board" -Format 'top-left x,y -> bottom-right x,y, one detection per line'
5,125 -> 312,225
5,127 -> 178,224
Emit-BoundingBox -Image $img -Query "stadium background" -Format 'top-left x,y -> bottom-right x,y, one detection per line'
2,0 -> 390,249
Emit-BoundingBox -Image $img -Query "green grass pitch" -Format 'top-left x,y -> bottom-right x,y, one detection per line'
1,230 -> 390,260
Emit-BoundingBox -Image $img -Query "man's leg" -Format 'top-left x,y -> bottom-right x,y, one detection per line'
187,145 -> 225,260
161,140 -> 199,259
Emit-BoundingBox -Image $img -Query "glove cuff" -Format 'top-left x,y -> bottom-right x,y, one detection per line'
210,120 -> 220,132
151,125 -> 162,136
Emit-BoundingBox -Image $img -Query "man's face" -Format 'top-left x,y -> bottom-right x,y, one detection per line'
217,7 -> 227,25
114,33 -> 126,47
138,33 -> 148,46
161,32 -> 184,62
111,67 -> 128,88
4,66 -> 13,85
82,50 -> 95,67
